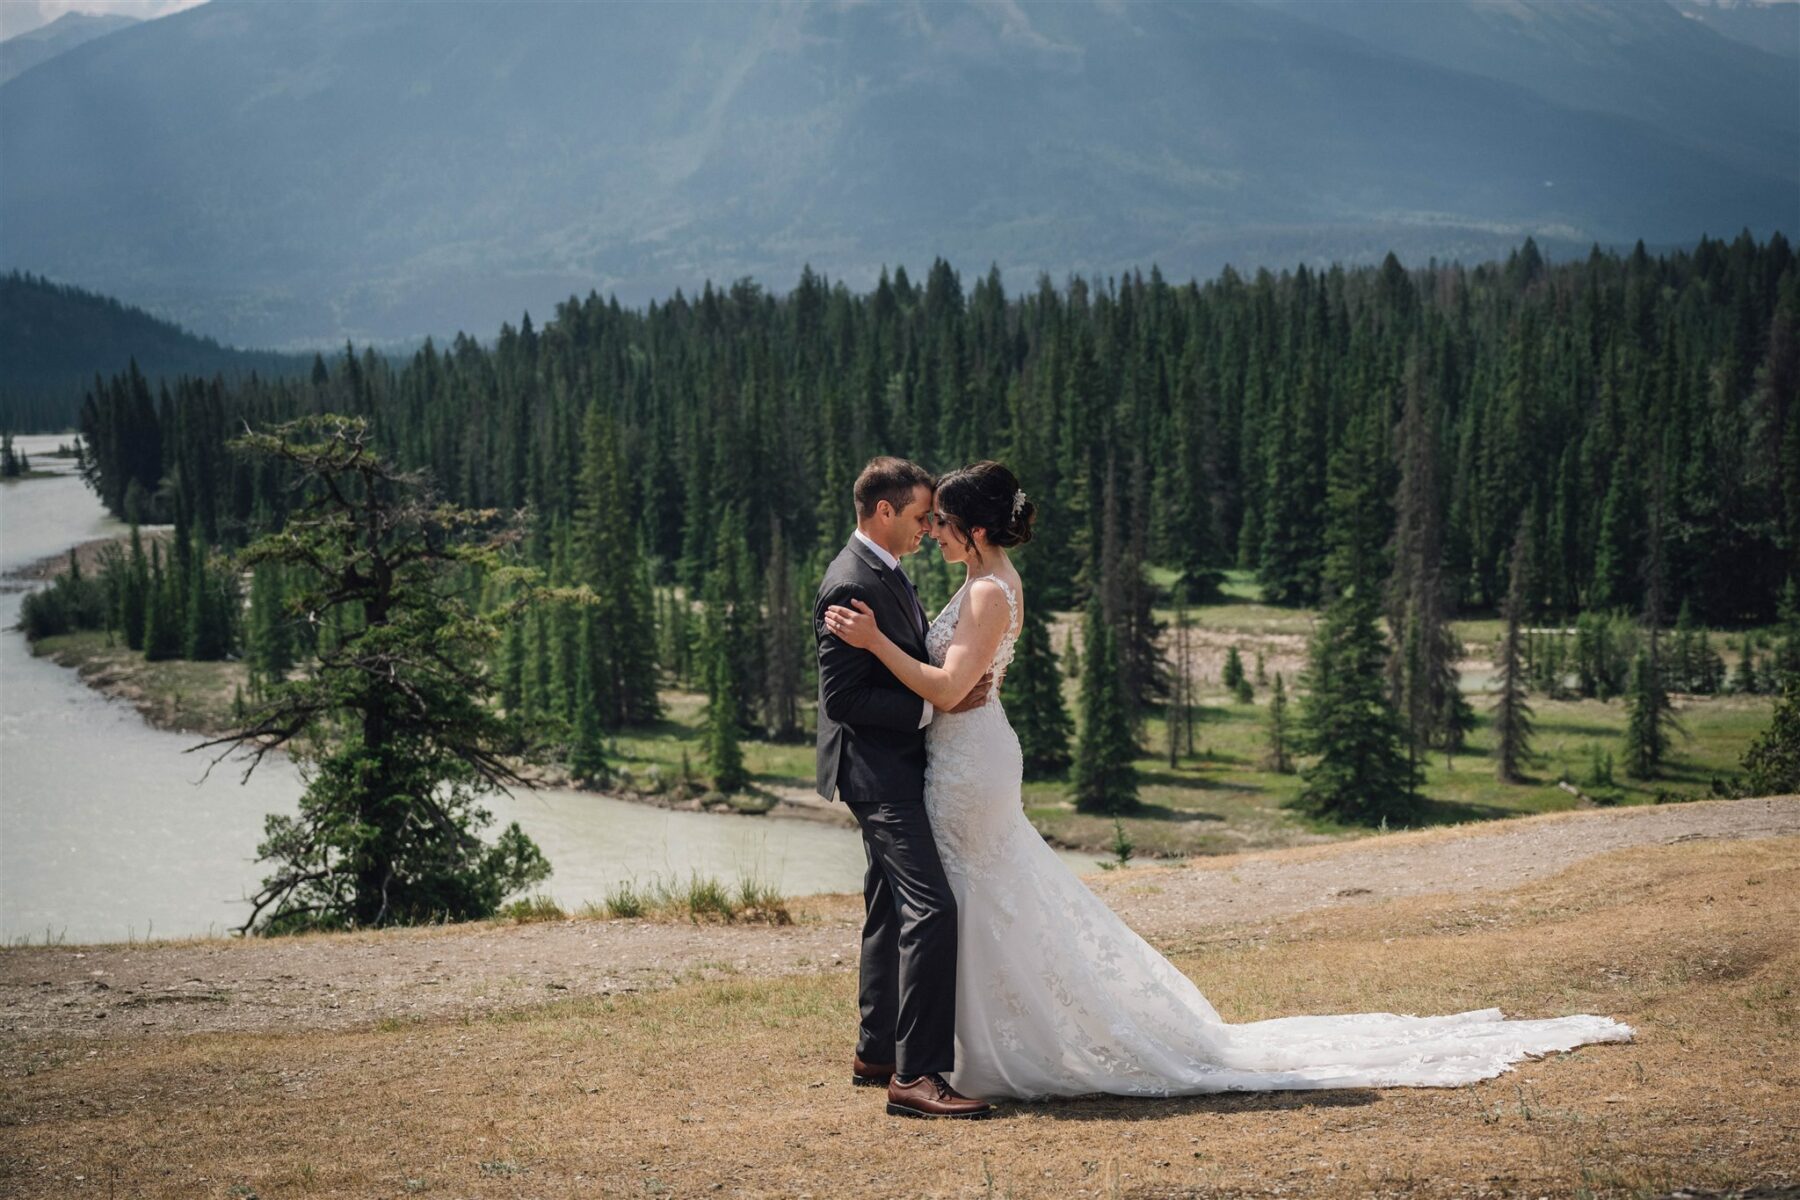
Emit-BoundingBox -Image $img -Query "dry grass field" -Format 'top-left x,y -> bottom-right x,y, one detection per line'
3,804 -> 1795,1199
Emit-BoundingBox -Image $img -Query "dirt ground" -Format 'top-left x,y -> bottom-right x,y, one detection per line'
2,799 -> 1796,1199
2,798 -> 1793,1044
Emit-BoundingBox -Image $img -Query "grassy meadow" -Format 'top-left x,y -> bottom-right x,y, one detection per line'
26,568 -> 1781,858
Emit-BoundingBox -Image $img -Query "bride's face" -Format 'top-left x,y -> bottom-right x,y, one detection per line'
932,508 -> 980,566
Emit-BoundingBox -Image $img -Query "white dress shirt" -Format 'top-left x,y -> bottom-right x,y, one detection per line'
852,528 -> 934,728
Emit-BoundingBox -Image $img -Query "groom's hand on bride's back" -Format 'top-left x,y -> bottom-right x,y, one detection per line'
948,672 -> 994,713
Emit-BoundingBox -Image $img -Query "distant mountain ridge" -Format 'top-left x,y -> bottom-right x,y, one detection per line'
0,272 -> 313,431
1668,0 -> 1800,58
0,0 -> 1793,348
0,11 -> 137,86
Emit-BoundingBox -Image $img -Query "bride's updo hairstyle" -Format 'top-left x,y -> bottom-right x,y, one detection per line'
934,460 -> 1037,562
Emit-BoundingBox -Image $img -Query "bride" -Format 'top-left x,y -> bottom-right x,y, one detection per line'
821,460 -> 1632,1101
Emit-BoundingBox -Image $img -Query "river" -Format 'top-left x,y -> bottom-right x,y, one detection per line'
0,434 -> 1101,944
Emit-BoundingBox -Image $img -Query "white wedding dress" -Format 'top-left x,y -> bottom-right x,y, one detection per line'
923,575 -> 1632,1101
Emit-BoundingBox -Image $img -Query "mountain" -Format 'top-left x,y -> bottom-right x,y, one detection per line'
1261,0 -> 1799,177
1668,0 -> 1800,58
0,272 -> 313,431
0,0 -> 1793,348
0,11 -> 137,86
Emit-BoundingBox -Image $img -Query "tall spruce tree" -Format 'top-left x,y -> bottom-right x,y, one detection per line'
141,541 -> 182,662
117,524 -> 149,652
1167,580 -> 1197,763
245,560 -> 297,695
572,404 -> 662,727
1264,670 -> 1293,774
1073,600 -> 1138,813
1493,520 -> 1537,782
702,592 -> 749,793
1625,471 -> 1680,778
1007,568 -> 1074,780
1295,410 -> 1420,826
1386,352 -> 1462,765
1623,649 -> 1677,779
761,518 -> 804,741
568,613 -> 609,783
707,505 -> 762,729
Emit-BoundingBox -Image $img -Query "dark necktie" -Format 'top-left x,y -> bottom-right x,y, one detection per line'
893,564 -> 926,635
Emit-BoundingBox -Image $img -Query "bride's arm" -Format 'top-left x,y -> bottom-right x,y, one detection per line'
824,580 -> 1010,711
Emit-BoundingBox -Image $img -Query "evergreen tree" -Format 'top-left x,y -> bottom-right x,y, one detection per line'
761,519 -> 804,741
572,405 -> 662,727
701,601 -> 749,793
1386,353 -> 1462,762
1072,601 -> 1138,813
1731,634 -> 1760,694
245,560 -> 297,694
1264,671 -> 1293,774
1007,574 -> 1074,780
1166,581 -> 1197,763
193,416 -> 553,934
1221,646 -> 1245,691
1493,520 -> 1537,782
500,601 -> 526,717
1775,578 -> 1800,688
141,542 -> 182,661
1738,677 -> 1800,796
182,535 -> 234,661
568,612 -> 609,784
1623,648 -> 1678,779
706,505 -> 762,729
117,524 -> 149,652
1295,410 -> 1420,826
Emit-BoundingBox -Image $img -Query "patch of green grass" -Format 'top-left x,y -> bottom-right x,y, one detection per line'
588,871 -> 792,925
496,894 -> 566,924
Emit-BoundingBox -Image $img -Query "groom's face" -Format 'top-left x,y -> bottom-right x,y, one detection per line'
889,484 -> 935,557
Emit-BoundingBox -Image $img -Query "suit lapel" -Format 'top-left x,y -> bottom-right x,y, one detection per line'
846,537 -> 926,654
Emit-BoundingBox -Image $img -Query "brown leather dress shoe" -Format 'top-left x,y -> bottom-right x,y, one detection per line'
885,1073 -> 994,1119
852,1053 -> 895,1087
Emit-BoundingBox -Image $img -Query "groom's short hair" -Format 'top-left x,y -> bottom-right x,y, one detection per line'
854,456 -> 935,518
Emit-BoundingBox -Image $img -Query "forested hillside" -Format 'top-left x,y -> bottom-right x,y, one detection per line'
76,233 -> 1797,615
0,272 -> 311,430
48,231 -> 1800,822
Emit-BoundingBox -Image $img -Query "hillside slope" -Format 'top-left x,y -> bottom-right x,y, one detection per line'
1,0 -> 1792,347
0,273 -> 312,431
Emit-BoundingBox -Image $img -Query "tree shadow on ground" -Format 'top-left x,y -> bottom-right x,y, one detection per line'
1135,767 -> 1266,795
1005,1087 -> 1381,1121
1409,795 -> 1519,826
1122,801 -> 1227,824
1535,719 -> 1623,739
1280,795 -> 1518,831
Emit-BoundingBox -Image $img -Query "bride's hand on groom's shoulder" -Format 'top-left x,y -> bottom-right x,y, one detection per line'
824,598 -> 879,648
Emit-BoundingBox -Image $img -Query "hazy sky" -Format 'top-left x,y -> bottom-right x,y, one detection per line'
0,0 -> 207,41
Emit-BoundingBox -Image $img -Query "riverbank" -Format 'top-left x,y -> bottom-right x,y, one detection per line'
3,798 -> 1795,1197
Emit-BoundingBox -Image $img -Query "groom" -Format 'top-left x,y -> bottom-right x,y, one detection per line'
814,456 -> 993,1119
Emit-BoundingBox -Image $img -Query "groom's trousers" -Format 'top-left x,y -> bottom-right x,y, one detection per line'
844,797 -> 958,1079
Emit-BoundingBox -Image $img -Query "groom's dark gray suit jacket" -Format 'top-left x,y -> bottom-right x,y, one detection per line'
814,535 -> 930,804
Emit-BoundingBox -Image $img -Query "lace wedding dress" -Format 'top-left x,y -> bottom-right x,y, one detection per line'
922,574 -> 1633,1101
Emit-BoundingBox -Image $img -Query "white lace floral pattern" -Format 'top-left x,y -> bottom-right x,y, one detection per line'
922,574 -> 1634,1101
